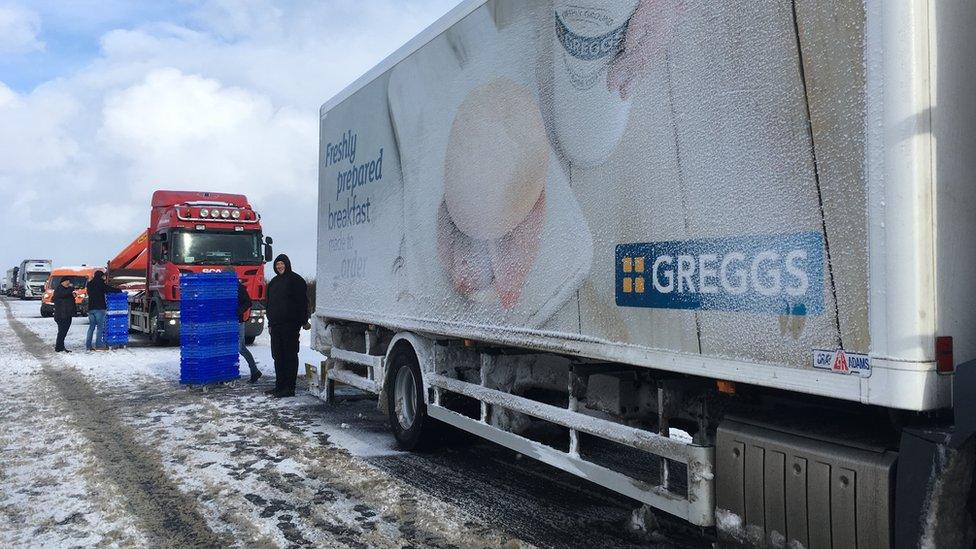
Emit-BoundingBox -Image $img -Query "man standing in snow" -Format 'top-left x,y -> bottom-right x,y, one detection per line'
264,254 -> 310,398
53,278 -> 77,352
85,270 -> 121,351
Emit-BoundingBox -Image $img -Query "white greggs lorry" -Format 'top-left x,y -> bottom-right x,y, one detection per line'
312,1 -> 976,547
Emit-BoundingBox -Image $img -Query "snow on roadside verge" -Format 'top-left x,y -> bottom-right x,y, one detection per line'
0,313 -> 150,547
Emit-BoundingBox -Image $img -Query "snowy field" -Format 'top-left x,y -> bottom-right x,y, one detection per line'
0,297 -> 709,548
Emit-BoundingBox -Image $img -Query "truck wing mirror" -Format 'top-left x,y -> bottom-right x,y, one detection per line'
264,244 -> 273,263
265,236 -> 273,245
149,232 -> 168,242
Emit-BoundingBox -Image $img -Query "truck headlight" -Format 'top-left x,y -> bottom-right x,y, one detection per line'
200,209 -> 209,217
231,210 -> 241,219
221,209 -> 230,218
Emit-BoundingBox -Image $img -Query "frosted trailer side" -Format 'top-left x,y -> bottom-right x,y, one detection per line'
314,0 -> 964,411
313,0 -> 976,545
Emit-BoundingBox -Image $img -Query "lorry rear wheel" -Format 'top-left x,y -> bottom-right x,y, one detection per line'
245,336 -> 256,345
386,350 -> 435,450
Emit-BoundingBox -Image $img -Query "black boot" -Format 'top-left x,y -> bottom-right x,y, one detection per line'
249,370 -> 262,384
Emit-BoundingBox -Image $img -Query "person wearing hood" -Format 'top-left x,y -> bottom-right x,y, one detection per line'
53,278 -> 78,352
85,270 -> 122,351
264,254 -> 309,398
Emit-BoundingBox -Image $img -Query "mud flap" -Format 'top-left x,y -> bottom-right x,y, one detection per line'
894,359 -> 976,549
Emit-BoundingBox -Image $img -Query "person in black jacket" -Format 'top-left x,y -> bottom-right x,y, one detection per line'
264,254 -> 309,398
85,270 -> 122,351
237,278 -> 261,383
53,278 -> 78,352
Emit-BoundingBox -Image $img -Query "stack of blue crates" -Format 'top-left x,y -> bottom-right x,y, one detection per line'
105,292 -> 129,347
179,272 -> 240,385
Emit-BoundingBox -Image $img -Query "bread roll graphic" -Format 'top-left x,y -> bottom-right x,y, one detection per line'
439,78 -> 550,308
444,78 -> 549,240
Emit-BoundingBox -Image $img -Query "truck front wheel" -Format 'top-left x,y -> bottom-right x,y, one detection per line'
386,350 -> 434,450
149,306 -> 167,346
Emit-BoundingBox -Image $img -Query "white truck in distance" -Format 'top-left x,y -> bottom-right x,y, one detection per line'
2,267 -> 16,295
17,259 -> 52,300
311,1 -> 976,547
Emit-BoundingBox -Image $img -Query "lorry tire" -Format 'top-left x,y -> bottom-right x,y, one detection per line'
245,336 -> 256,345
149,306 -> 167,346
386,350 -> 435,450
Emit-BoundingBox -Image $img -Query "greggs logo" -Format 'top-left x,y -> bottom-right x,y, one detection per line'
616,232 -> 826,315
555,12 -> 629,61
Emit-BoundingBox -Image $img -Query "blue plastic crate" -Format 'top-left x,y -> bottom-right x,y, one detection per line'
180,336 -> 239,347
103,294 -> 130,346
180,324 -> 238,337
179,272 -> 241,385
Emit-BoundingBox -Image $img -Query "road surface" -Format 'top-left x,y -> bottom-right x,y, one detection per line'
0,297 -> 711,548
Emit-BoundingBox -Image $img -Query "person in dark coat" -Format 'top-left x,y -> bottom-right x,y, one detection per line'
237,278 -> 261,383
53,278 -> 78,352
264,254 -> 309,398
85,270 -> 122,351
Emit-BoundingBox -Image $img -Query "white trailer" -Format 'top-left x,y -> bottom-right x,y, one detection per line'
2,267 -> 15,295
312,1 -> 976,547
17,259 -> 51,299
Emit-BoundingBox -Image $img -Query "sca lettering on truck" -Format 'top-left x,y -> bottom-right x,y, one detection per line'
615,232 -> 825,315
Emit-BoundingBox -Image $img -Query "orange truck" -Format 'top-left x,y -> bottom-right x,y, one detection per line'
40,266 -> 103,318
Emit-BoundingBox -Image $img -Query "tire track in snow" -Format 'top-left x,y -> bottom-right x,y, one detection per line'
2,299 -> 231,548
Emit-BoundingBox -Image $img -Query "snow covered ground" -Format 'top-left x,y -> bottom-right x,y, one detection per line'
0,297 -> 709,548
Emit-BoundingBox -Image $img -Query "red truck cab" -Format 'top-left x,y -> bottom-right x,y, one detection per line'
108,190 -> 273,344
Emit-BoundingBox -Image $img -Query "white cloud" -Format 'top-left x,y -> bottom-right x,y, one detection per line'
0,82 -> 79,174
0,0 -> 462,275
100,67 -> 314,202
189,0 -> 284,40
0,4 -> 44,54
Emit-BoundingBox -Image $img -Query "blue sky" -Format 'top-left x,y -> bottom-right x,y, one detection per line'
0,0 -> 462,275
1,2 -> 193,91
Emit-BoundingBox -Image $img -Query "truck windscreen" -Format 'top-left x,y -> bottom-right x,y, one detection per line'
27,273 -> 49,282
172,231 -> 263,265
